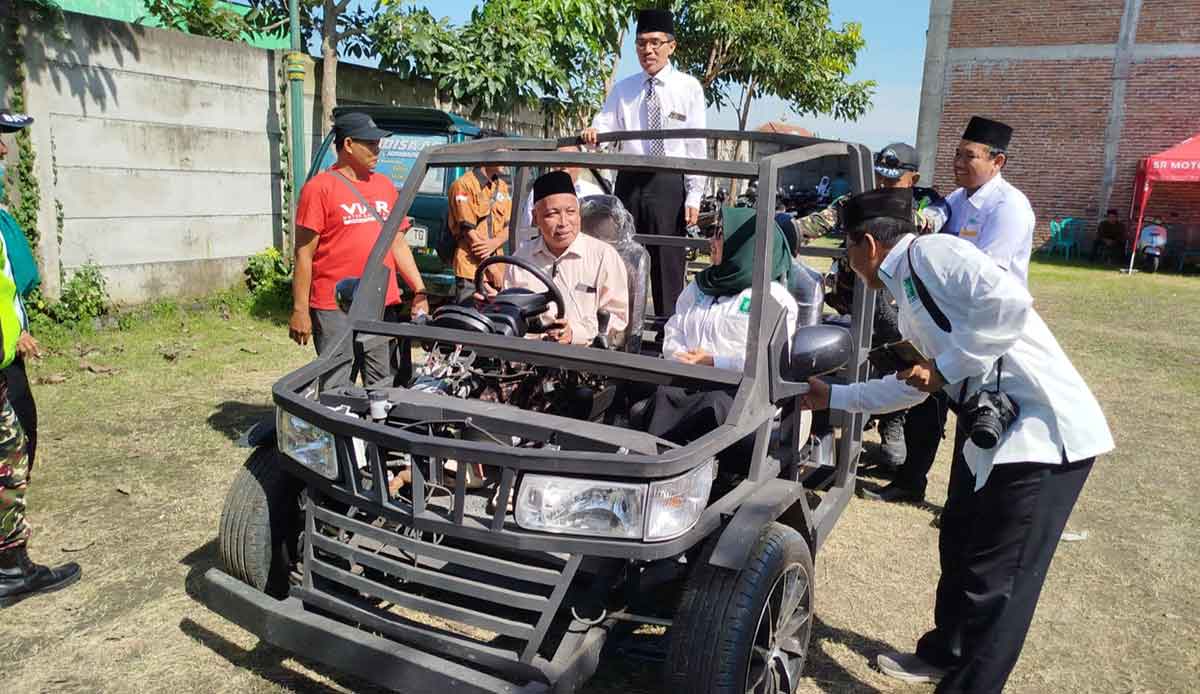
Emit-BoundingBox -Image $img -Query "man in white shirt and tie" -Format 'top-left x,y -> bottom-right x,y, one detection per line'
581,8 -> 706,319
800,188 -> 1113,693
943,116 -> 1036,286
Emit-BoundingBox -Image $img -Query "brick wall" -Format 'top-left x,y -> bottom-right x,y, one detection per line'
1109,57 -> 1200,226
933,59 -> 1114,246
947,0 -> 1124,48
928,0 -> 1200,251
1135,0 -> 1200,43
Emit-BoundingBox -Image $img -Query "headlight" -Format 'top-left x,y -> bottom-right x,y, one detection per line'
276,408 -> 337,479
515,475 -> 646,539
514,460 -> 716,541
645,459 -> 716,541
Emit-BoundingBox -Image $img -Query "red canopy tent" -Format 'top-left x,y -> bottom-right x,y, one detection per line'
1129,134 -> 1200,252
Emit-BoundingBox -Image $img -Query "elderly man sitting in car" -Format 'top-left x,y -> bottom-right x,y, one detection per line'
482,171 -> 629,346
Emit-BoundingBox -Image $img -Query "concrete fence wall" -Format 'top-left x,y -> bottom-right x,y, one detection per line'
5,10 -> 552,304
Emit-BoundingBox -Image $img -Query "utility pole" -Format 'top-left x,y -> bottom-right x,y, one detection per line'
286,0 -> 306,215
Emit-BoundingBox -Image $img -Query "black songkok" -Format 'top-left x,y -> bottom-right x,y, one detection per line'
842,188 -> 913,230
532,171 -> 576,204
636,9 -> 674,35
962,116 -> 1013,150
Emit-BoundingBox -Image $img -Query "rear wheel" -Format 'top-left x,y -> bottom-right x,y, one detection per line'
665,522 -> 815,694
218,446 -> 303,598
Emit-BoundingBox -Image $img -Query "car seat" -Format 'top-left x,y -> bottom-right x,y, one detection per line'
579,195 -> 650,353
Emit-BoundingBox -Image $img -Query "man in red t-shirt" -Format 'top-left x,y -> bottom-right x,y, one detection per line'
290,112 -> 428,384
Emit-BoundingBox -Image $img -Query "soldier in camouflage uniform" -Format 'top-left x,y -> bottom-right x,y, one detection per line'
796,144 -> 952,496
0,108 -> 81,608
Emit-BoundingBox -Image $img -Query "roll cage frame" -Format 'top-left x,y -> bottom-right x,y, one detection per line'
271,129 -> 877,561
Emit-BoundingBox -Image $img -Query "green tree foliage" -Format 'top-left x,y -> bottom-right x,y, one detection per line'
140,0 -> 254,41
671,0 -> 874,128
371,0 -> 634,125
246,0 -> 378,135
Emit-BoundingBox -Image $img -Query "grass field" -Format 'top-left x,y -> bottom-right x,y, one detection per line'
1,259 -> 1197,693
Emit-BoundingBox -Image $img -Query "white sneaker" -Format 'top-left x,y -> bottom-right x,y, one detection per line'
876,651 -> 947,684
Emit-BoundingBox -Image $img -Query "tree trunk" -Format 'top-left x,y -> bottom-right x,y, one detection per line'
320,0 -> 338,137
730,79 -> 756,199
737,78 -> 756,131
602,27 -> 625,101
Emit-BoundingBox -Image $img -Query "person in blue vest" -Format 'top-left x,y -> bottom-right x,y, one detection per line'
0,108 -> 80,607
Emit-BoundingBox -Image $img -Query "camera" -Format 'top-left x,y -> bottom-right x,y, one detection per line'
962,390 -> 1020,449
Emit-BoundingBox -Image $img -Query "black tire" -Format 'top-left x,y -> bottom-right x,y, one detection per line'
218,446 -> 303,598
665,522 -> 815,694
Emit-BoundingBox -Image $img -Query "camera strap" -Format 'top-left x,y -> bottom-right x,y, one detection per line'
906,240 -> 952,333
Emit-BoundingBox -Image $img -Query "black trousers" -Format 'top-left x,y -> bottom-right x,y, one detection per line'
915,431 -> 1094,694
2,356 -> 36,468
615,171 -> 686,317
646,387 -> 754,474
894,391 -> 949,494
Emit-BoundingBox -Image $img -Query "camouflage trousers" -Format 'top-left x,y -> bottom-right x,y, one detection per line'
0,393 -> 29,551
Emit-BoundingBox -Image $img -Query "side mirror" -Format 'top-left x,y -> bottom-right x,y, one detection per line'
786,325 -> 853,381
335,277 -> 360,313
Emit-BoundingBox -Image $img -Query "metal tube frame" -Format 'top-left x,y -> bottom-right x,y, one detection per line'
245,129 -> 876,689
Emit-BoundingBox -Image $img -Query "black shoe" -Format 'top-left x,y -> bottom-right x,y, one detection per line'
876,651 -> 947,684
860,482 -> 925,504
0,545 -> 82,608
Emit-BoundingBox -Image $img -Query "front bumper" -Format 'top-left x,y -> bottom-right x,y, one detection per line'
201,568 -> 553,694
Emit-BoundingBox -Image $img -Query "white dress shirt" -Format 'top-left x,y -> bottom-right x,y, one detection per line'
519,179 -> 607,231
829,233 -> 1113,489
505,232 -> 629,345
943,173 -> 1035,286
663,281 -> 799,373
591,62 -> 708,210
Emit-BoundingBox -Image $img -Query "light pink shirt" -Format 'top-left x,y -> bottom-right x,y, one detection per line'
505,232 -> 629,345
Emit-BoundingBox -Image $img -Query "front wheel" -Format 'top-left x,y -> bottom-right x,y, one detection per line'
218,446 -> 303,598
665,522 -> 815,694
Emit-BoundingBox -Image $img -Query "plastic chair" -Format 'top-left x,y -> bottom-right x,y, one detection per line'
1038,219 -> 1062,255
1050,218 -> 1080,259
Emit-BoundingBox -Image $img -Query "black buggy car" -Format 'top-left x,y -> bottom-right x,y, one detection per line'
201,130 -> 878,694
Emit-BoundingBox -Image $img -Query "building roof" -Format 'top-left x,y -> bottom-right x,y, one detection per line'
756,121 -> 815,137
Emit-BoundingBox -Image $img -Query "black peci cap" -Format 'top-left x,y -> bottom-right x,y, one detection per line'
332,112 -> 391,142
962,116 -> 1013,151
636,9 -> 674,35
532,171 -> 576,204
842,188 -> 913,230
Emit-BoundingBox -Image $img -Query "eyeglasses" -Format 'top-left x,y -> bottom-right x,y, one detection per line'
635,38 -> 673,50
953,148 -> 998,162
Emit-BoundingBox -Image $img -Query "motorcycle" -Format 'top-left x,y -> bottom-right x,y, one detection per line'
1137,225 -> 1169,273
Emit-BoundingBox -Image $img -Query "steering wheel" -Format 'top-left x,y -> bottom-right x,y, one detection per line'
474,255 -> 565,321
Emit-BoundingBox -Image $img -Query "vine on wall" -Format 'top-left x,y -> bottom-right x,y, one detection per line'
2,15 -> 42,254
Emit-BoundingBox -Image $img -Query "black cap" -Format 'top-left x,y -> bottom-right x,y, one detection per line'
636,9 -> 674,35
962,116 -> 1012,151
0,109 -> 34,134
873,142 -> 919,179
842,188 -> 913,230
333,112 -> 390,142
532,171 -> 576,204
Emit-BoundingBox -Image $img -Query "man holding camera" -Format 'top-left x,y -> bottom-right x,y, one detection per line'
800,188 -> 1113,693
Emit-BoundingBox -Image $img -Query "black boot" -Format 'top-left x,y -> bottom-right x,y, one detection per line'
876,411 -> 907,470
0,545 -> 81,608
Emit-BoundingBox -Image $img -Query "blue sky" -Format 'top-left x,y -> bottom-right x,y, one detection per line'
363,1 -> 929,150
